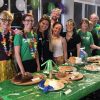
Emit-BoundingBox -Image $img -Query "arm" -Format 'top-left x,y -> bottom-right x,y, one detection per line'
89,32 -> 100,50
90,44 -> 100,50
14,46 -> 25,74
62,37 -> 68,61
35,51 -> 40,71
77,43 -> 81,57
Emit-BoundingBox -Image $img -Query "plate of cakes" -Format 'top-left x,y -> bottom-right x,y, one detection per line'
38,79 -> 64,91
11,72 -> 46,85
68,57 -> 84,65
87,56 -> 100,63
83,64 -> 100,72
67,72 -> 84,81
55,72 -> 83,81
58,65 -> 77,72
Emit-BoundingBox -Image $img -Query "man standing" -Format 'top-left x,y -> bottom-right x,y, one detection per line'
50,8 -> 62,27
90,13 -> 100,55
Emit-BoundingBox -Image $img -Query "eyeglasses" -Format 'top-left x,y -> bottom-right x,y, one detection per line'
0,18 -> 12,23
24,19 -> 34,22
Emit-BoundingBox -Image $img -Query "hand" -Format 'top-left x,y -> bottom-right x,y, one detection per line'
21,69 -> 25,75
13,29 -> 23,35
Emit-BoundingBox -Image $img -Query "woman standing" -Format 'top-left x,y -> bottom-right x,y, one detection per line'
50,22 -> 67,65
37,15 -> 53,70
0,10 -> 15,82
14,13 -> 40,75
77,18 -> 100,57
65,19 -> 81,58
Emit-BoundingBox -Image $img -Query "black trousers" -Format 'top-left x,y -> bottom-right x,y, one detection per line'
17,59 -> 37,73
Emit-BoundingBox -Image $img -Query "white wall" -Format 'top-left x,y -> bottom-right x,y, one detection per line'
61,0 -> 74,32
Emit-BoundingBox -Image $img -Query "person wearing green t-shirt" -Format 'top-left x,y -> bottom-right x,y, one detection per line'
14,13 -> 40,75
90,13 -> 100,55
77,18 -> 100,57
89,21 -> 99,56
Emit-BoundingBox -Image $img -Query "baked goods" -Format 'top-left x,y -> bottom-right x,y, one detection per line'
33,73 -> 47,79
14,72 -> 33,83
84,64 -> 100,71
44,79 -> 64,90
68,57 -> 76,64
55,72 -> 67,79
68,57 -> 82,64
68,72 -> 83,80
59,66 -> 77,72
87,56 -> 100,62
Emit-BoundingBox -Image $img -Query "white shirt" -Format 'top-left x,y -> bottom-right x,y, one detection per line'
52,37 -> 63,57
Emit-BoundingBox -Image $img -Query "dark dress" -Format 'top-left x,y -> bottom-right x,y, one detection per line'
37,31 -> 53,70
65,32 -> 81,58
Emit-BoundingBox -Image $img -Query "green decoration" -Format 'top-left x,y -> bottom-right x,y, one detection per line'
48,2 -> 55,14
31,0 -> 39,9
41,60 -> 58,72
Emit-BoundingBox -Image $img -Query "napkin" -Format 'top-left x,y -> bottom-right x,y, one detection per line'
38,80 -> 54,93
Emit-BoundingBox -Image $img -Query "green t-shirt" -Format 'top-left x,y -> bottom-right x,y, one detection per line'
93,24 -> 100,54
14,32 -> 37,61
77,30 -> 94,56
94,24 -> 100,39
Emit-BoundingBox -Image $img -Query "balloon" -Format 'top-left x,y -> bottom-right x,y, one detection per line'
57,3 -> 65,13
48,2 -> 55,14
0,0 -> 4,8
16,0 -> 25,11
31,0 -> 39,9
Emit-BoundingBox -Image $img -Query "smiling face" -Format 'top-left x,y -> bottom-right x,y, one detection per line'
39,19 -> 49,32
81,21 -> 89,31
52,23 -> 62,37
51,11 -> 61,21
23,15 -> 34,31
66,22 -> 74,32
0,11 -> 13,30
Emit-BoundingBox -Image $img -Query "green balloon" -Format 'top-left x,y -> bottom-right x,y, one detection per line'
31,0 -> 39,9
48,2 -> 55,13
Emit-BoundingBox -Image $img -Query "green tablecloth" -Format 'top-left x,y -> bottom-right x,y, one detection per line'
0,69 -> 100,100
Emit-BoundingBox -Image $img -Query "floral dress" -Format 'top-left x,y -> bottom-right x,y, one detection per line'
0,29 -> 16,82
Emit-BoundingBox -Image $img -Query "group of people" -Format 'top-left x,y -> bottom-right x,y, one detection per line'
0,8 -> 100,82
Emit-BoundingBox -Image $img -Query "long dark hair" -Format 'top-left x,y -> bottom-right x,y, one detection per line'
36,14 -> 51,34
52,22 -> 63,35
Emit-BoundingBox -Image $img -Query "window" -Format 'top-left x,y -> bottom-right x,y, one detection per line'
85,4 -> 95,19
74,2 -> 82,28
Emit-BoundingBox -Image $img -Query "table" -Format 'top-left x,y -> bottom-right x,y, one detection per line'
0,67 -> 100,100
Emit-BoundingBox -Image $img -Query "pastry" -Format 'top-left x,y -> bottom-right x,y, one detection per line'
14,72 -> 33,83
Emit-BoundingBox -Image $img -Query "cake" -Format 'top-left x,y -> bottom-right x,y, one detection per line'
14,72 -> 33,83
59,66 -> 76,72
87,56 -> 100,62
55,72 -> 67,79
68,57 -> 82,64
